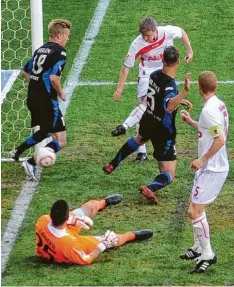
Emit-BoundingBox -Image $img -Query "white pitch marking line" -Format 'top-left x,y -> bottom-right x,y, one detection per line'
75,80 -> 234,87
1,70 -> 20,104
1,0 -> 111,274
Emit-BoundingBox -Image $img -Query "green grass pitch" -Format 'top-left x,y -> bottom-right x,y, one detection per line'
1,0 -> 234,285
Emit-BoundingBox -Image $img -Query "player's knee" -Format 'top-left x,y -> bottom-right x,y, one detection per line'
187,205 -> 199,220
187,207 -> 194,219
134,135 -> 145,145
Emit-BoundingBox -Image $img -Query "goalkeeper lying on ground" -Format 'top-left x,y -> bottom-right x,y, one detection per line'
36,194 -> 153,265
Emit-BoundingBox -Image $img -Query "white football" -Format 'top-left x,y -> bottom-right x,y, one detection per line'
34,147 -> 56,168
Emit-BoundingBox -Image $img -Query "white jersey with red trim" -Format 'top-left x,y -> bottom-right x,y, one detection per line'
198,95 -> 229,172
123,25 -> 183,78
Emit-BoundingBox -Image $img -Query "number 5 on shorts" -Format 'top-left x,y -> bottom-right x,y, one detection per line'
194,186 -> 200,196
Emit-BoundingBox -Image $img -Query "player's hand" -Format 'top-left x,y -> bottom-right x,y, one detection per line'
113,89 -> 123,101
78,216 -> 94,230
180,110 -> 192,124
68,215 -> 94,230
101,230 -> 118,249
190,158 -> 205,171
184,51 -> 193,63
184,73 -> 192,92
180,99 -> 193,112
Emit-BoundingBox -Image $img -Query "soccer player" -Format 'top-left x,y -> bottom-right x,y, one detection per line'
180,71 -> 229,273
10,19 -> 71,181
111,16 -> 193,163
36,194 -> 153,265
104,46 -> 191,204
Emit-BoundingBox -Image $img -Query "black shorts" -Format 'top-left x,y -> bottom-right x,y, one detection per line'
152,140 -> 176,161
27,99 -> 66,133
139,112 -> 176,161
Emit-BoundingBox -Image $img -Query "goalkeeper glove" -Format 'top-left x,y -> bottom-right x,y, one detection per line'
98,230 -> 118,252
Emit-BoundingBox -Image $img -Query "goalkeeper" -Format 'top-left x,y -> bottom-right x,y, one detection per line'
36,194 -> 153,265
104,47 -> 192,204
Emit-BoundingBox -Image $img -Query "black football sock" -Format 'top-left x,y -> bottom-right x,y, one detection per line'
16,131 -> 50,155
16,135 -> 39,155
45,140 -> 61,153
147,172 -> 172,192
110,137 -> 140,167
27,157 -> 36,166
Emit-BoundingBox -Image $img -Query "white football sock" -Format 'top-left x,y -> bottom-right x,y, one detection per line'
192,211 -> 213,260
191,226 -> 202,253
123,103 -> 146,128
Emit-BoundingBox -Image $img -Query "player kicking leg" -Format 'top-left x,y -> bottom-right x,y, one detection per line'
103,135 -> 147,174
111,78 -> 148,163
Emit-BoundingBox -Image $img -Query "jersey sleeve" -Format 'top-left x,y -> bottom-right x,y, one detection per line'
200,109 -> 222,138
50,49 -> 67,76
22,56 -> 34,74
123,41 -> 138,68
164,85 -> 177,109
162,25 -> 183,39
64,246 -> 93,265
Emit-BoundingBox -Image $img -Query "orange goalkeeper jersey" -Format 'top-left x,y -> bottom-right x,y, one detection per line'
36,214 -> 100,265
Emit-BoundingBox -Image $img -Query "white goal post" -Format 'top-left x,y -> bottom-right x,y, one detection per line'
1,0 -> 43,162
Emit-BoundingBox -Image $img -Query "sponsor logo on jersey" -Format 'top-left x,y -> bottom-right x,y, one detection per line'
147,54 -> 163,61
30,75 -> 39,81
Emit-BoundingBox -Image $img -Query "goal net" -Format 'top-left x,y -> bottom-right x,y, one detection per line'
1,0 -> 43,161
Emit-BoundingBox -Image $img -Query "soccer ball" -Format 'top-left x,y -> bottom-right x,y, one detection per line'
34,147 -> 56,168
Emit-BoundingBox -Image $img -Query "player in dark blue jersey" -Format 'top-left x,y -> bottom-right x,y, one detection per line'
103,46 -> 192,203
10,19 -> 71,180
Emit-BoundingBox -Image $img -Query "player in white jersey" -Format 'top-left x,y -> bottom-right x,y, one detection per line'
111,17 -> 193,163
180,71 -> 229,273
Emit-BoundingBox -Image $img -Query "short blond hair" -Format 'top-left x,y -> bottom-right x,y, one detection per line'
198,71 -> 217,94
48,19 -> 71,37
139,17 -> 157,34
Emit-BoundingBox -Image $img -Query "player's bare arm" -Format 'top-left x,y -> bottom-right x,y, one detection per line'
181,29 -> 193,63
113,65 -> 129,101
50,75 -> 66,101
22,70 -> 30,81
166,73 -> 191,113
190,134 -> 225,171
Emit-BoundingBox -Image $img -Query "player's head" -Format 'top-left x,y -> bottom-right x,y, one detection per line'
50,199 -> 69,226
139,17 -> 157,43
163,46 -> 180,67
198,71 -> 217,95
48,19 -> 72,47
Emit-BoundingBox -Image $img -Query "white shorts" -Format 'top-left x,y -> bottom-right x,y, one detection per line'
191,170 -> 228,204
137,77 -> 149,98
